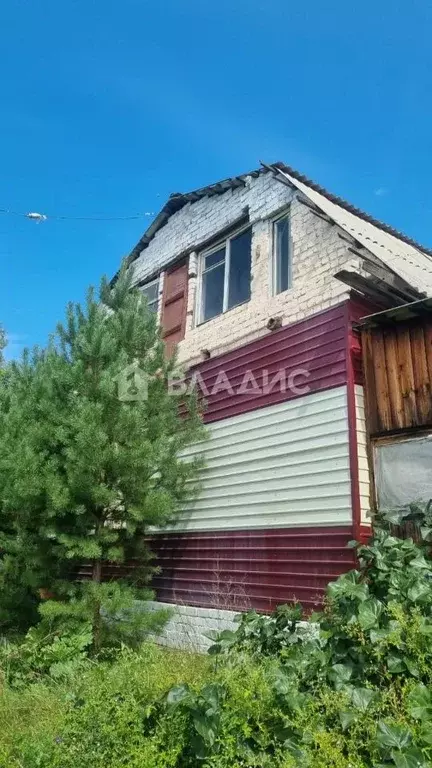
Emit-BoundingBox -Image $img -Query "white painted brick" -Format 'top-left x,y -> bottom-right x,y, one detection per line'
144,600 -> 320,651
145,600 -> 239,651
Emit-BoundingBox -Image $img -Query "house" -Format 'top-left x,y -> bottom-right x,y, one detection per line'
119,162 -> 432,647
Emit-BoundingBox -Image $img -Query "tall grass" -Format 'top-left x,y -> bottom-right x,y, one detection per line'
0,643 -> 210,767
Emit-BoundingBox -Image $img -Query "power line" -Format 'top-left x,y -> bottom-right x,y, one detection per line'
0,208 -> 154,222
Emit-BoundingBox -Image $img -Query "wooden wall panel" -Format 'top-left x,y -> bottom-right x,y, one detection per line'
362,319 -> 432,435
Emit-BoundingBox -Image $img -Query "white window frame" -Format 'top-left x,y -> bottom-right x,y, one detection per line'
196,224 -> 252,325
140,276 -> 160,314
272,210 -> 292,296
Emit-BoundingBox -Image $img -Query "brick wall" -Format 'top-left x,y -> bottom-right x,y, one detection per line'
147,600 -> 319,651
131,172 -> 361,366
147,601 -> 238,652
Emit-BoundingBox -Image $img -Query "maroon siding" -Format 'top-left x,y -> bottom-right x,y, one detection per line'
348,297 -> 379,386
192,303 -> 349,424
148,527 -> 356,612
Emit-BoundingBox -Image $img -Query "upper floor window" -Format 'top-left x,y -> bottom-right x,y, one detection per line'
273,213 -> 291,295
198,227 -> 252,324
140,277 -> 159,314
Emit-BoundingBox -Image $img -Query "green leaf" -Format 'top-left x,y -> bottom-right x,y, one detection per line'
328,663 -> 352,690
166,684 -> 190,706
407,583 -> 431,603
351,687 -> 376,712
383,509 -> 405,525
376,722 -> 412,750
201,683 -> 224,711
273,671 -> 291,696
347,539 -> 359,549
193,714 -> 216,746
283,738 -> 305,760
339,710 -> 357,731
408,685 -> 432,721
419,725 -> 432,745
207,644 -> 221,656
358,599 -> 383,630
387,655 -> 406,674
391,747 -> 429,768
370,627 -> 391,644
405,659 -> 420,678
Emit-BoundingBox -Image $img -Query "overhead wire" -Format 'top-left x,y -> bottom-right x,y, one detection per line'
0,207 -> 154,222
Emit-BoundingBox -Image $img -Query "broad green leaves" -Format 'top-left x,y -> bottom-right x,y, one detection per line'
408,685 -> 432,721
376,722 -> 412,749
351,687 -> 376,712
358,598 -> 383,630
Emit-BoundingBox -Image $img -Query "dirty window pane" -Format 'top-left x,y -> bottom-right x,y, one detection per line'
228,228 -> 251,309
202,263 -> 225,321
374,436 -> 432,509
141,279 -> 159,313
274,215 -> 290,294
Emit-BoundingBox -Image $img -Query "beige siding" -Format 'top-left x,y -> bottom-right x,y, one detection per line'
170,386 -> 353,532
355,384 -> 371,524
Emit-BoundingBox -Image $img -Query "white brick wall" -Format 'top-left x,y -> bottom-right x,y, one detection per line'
132,172 -> 360,366
146,600 -> 319,652
147,600 -> 238,652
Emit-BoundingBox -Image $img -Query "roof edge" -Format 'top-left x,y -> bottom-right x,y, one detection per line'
270,162 -> 432,259
113,159 -> 432,287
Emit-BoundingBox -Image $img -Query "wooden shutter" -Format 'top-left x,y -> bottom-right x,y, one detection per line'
161,260 -> 188,357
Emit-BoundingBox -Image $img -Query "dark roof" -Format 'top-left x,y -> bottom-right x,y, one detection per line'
126,168 -> 264,266
125,161 -> 432,270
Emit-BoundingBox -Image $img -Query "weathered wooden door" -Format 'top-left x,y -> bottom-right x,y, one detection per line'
161,260 -> 188,357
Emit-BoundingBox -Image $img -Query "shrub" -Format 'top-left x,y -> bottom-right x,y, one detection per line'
0,643 -> 210,768
0,623 -> 93,688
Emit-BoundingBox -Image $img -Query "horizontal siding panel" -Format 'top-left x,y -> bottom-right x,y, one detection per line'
147,526 -> 356,612
190,303 -> 348,423
355,384 -> 371,524
169,387 -> 351,532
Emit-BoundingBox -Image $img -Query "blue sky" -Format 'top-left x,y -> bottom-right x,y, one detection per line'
1,0 -> 432,357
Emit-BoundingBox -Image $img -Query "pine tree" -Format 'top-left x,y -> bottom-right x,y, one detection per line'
0,266 -> 205,649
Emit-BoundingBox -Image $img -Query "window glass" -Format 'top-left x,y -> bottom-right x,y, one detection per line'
274,215 -> 290,294
205,247 -> 225,270
141,279 -> 159,313
199,226 -> 252,323
202,263 -> 225,322
374,436 -> 432,509
228,228 -> 252,309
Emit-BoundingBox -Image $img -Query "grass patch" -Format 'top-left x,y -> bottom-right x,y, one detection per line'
0,643 -> 210,768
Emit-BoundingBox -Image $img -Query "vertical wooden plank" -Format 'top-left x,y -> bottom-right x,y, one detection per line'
423,321 -> 432,385
371,330 -> 393,432
361,329 -> 379,435
410,324 -> 432,425
395,325 -> 418,428
383,330 -> 405,430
